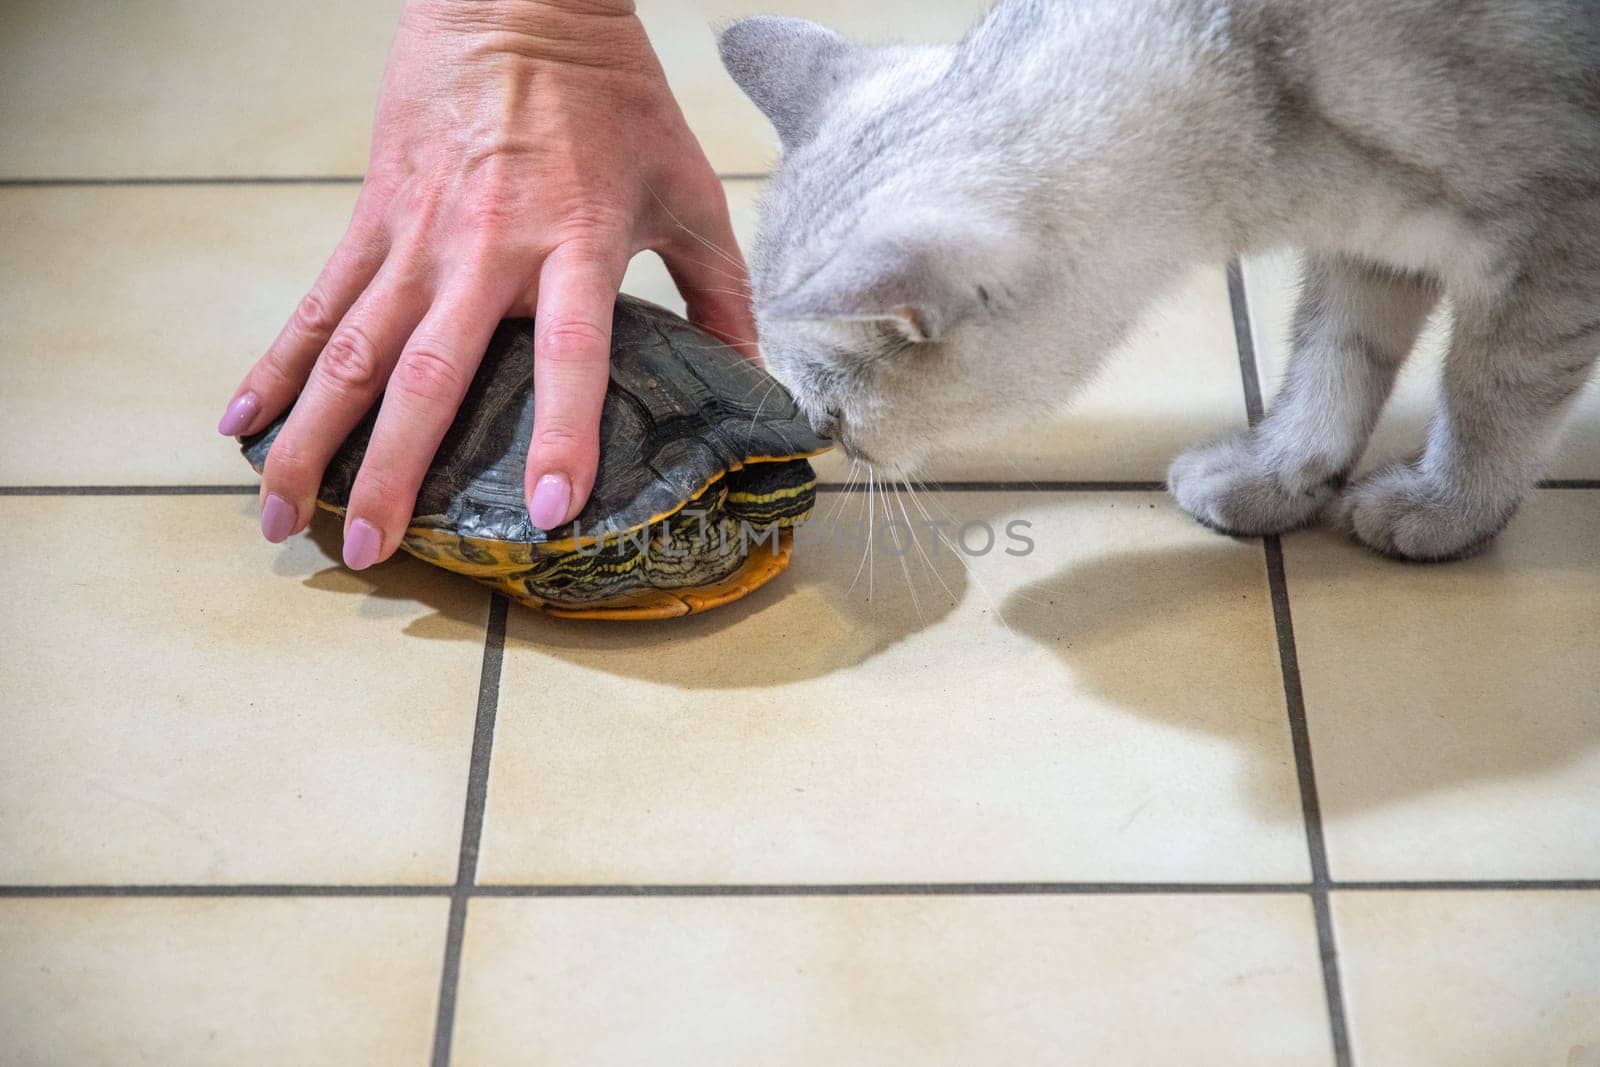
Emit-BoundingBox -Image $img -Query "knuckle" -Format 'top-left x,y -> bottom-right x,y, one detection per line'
247,355 -> 299,398
318,326 -> 384,391
391,346 -> 465,404
462,197 -> 517,236
537,319 -> 610,362
263,437 -> 316,488
561,200 -> 630,237
352,466 -> 410,514
292,288 -> 338,338
532,423 -> 591,455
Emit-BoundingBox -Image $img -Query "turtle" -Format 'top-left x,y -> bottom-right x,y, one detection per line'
241,295 -> 831,620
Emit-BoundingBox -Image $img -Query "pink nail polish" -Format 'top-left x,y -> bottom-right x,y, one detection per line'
528,473 -> 572,530
343,519 -> 382,571
218,392 -> 260,436
260,493 -> 297,543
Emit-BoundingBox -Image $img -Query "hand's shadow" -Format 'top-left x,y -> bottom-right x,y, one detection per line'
275,504 -> 492,642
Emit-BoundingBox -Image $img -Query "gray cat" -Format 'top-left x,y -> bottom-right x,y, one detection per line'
717,0 -> 1600,560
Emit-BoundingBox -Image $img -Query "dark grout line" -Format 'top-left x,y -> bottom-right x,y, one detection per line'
429,593 -> 509,1067
453,596 -> 510,891
0,484 -> 260,496
0,172 -> 772,189
472,882 -> 1312,897
0,481 -> 1171,497
815,480 -> 1167,493
1267,536 -> 1352,1064
6,879 -> 1595,900
1333,879 -> 1600,892
2,480 -> 1591,499
0,176 -> 366,187
1227,261 -> 1266,425
0,885 -> 452,898
1228,259 -> 1352,1067
1263,538 -> 1335,891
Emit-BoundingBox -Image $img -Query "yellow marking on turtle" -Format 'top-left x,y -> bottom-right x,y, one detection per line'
310,453 -> 821,617
542,529 -> 796,620
531,445 -> 828,554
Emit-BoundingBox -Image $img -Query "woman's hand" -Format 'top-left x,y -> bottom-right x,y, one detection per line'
217,0 -> 755,568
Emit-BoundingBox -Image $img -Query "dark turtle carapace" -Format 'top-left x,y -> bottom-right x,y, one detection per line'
241,296 -> 831,619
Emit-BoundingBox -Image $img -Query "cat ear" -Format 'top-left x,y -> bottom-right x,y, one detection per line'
717,17 -> 860,149
763,233 -> 988,345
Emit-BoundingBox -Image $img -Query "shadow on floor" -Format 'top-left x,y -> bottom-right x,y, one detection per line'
1004,520 -> 1599,824
284,507 -> 492,641
505,487 -> 977,687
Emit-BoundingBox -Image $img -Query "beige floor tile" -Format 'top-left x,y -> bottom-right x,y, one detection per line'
0,185 -> 355,485
0,0 -> 395,179
1282,492 -> 1600,881
0,1 -> 988,180
1242,250 -> 1600,479
0,897 -> 446,1066
1334,890 -> 1600,1067
628,184 -> 1250,481
0,496 -> 489,884
450,894 -> 1333,1066
480,492 -> 1308,884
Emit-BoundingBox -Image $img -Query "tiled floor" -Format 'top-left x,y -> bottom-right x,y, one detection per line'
1,3 -> 1597,1065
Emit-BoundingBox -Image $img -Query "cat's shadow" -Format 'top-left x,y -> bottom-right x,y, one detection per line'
289,486 -> 1595,826
507,488 -> 974,685
1002,526 -> 1600,824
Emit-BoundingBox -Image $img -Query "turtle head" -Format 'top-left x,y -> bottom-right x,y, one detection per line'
718,16 -> 1101,476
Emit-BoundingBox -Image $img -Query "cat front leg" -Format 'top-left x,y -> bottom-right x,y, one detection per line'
1339,278 -> 1600,561
1169,254 -> 1439,536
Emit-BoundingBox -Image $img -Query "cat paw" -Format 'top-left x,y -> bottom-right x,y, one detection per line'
1336,462 -> 1515,562
1168,433 -> 1340,537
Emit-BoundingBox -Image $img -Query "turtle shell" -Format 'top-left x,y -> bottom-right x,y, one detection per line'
241,295 -> 831,618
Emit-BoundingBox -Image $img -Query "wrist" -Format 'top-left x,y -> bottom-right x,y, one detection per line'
407,0 -> 648,66
412,0 -> 662,71
412,0 -> 636,29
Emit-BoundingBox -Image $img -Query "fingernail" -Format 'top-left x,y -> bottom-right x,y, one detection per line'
528,473 -> 571,530
218,392 -> 260,436
343,519 -> 382,571
260,493 -> 297,543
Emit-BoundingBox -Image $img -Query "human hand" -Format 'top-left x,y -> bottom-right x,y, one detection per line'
218,0 -> 755,568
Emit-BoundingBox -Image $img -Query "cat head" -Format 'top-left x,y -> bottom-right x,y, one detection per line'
718,16 -> 1095,475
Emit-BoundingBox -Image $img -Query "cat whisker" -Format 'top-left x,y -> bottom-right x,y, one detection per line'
822,458 -> 861,526
895,484 -> 962,610
642,181 -> 751,273
845,466 -> 875,597
745,378 -> 782,442
669,255 -> 756,288
884,482 -> 925,625
866,470 -> 877,602
679,285 -> 758,299
1000,455 -> 1046,493
903,473 -> 1018,635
